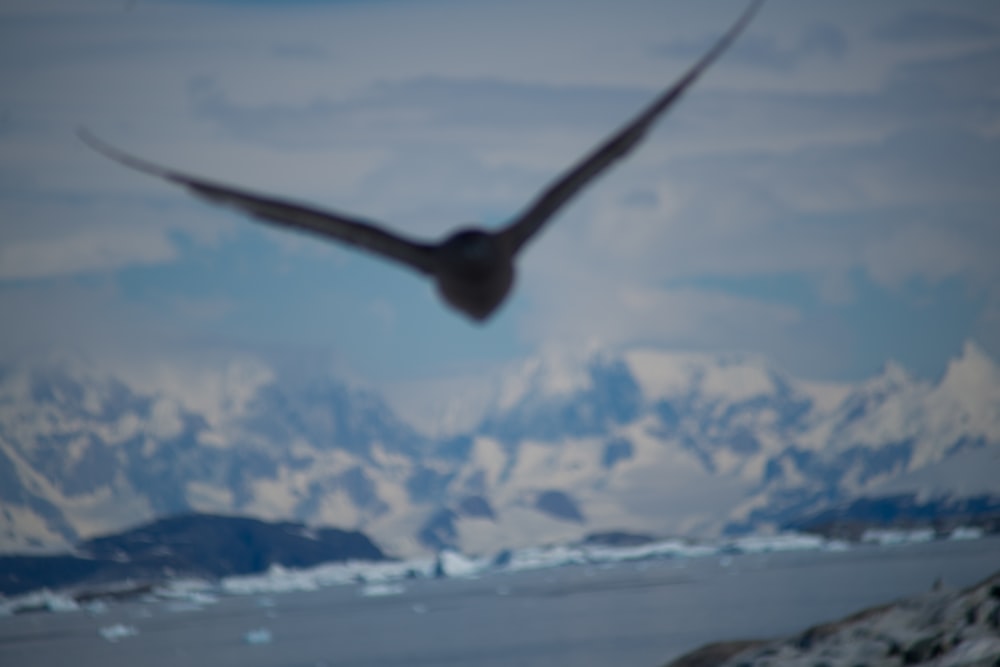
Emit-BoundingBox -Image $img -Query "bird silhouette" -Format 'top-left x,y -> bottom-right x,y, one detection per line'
79,1 -> 762,322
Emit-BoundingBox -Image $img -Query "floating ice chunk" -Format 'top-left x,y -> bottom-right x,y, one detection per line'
824,539 -> 851,552
437,550 -> 488,578
411,603 -> 428,614
84,600 -> 109,615
862,528 -> 936,546
156,585 -> 218,612
726,533 -> 827,554
244,628 -> 273,645
502,545 -> 589,572
949,526 -> 984,541
580,539 -> 708,564
99,624 -> 138,642
221,558 -> 435,596
152,579 -> 219,611
360,583 -> 405,597
162,590 -> 218,613
185,591 -> 218,604
45,591 -> 80,612
155,578 -> 214,598
1,589 -> 81,614
224,564 -> 320,595
496,539 -> 717,574
349,558 -> 435,584
163,601 -> 205,613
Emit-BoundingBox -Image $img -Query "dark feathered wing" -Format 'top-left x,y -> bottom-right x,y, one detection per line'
499,0 -> 763,255
77,129 -> 437,275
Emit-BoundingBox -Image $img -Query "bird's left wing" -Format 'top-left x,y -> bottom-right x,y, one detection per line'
499,0 -> 763,255
78,129 -> 437,275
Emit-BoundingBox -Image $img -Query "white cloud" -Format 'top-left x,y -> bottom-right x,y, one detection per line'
0,223 -> 174,280
0,193 -> 235,279
517,253 -> 801,354
863,223 -> 999,292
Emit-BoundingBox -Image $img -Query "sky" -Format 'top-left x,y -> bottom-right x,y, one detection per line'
1,0 -> 999,425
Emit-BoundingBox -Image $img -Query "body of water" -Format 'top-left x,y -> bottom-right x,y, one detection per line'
2,537 -> 998,667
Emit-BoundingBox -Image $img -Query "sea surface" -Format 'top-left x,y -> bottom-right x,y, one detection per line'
2,537 -> 998,667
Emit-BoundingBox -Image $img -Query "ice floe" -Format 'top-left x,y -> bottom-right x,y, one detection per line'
243,627 -> 273,645
360,583 -> 406,597
0,589 -> 79,615
0,529 -> 988,617
949,526 -> 985,541
221,558 -> 436,595
437,549 -> 489,578
861,528 -> 936,545
99,623 -> 138,642
723,533 -> 830,554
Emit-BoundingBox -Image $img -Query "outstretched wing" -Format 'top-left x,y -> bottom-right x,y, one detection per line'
499,0 -> 763,254
78,129 -> 437,275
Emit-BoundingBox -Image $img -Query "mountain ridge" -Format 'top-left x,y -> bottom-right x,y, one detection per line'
1,341 -> 997,556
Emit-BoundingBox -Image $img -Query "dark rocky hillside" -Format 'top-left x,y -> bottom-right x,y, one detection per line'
0,513 -> 385,597
783,493 -> 1000,540
666,569 -> 1000,667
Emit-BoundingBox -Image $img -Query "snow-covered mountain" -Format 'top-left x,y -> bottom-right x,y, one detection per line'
1,342 -> 998,557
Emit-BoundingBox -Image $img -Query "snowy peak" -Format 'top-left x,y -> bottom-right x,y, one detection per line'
1,341 -> 999,556
935,341 -> 1000,419
943,341 -> 999,390
818,359 -> 929,453
490,346 -> 614,413
838,360 -> 924,420
623,349 -> 782,403
875,359 -> 915,390
478,354 -> 642,444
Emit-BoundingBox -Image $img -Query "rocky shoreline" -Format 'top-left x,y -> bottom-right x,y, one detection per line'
667,570 -> 1000,667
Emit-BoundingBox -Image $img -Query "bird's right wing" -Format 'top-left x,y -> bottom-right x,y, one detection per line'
78,129 -> 437,275
499,0 -> 763,255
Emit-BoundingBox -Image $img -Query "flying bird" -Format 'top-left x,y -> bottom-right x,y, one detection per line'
80,1 -> 762,323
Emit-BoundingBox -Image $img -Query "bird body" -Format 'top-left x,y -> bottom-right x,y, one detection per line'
433,229 -> 516,321
80,1 -> 762,322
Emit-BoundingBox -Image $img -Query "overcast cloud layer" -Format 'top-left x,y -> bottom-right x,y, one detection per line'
2,0 -> 998,422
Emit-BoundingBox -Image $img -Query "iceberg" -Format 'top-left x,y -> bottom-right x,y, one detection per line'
723,533 -> 828,554
243,628 -> 273,645
0,530 -> 854,618
949,526 -> 985,541
221,557 -> 437,595
84,600 -> 109,615
99,624 -> 138,642
0,589 -> 80,615
437,550 -> 490,578
223,565 -> 322,595
155,578 -> 215,599
582,539 -> 718,563
360,583 -> 406,597
861,528 -> 936,546
157,582 -> 219,612
501,545 -> 589,572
